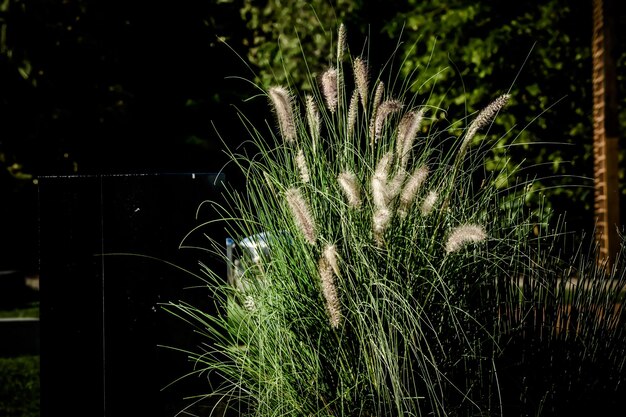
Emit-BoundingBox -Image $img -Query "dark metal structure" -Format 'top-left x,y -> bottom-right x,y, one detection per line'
38,173 -> 226,417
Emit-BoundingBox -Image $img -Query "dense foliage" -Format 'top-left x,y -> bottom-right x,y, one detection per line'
386,1 -> 598,230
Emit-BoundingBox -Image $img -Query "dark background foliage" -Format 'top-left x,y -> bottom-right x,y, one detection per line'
1,0 -> 625,272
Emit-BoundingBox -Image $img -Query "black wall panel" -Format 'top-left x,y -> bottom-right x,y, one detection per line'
38,173 -> 226,417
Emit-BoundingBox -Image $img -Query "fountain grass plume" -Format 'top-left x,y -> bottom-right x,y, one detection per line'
399,165 -> 429,217
387,168 -> 407,202
296,148 -> 310,183
369,81 -> 385,144
458,94 -> 511,163
372,151 -> 393,209
421,190 -> 438,216
373,99 -> 403,142
305,94 -> 321,146
338,171 -> 361,208
372,207 -> 392,246
396,108 -> 426,168
347,90 -> 359,138
321,67 -> 338,112
268,86 -> 296,143
319,245 -> 342,328
445,224 -> 488,254
323,243 -> 340,277
285,187 -> 316,245
353,57 -> 369,109
337,23 -> 347,62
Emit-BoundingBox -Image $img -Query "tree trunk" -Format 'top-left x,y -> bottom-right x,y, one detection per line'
592,0 -> 620,267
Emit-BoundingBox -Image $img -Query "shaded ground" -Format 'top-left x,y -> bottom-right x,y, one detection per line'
0,355 -> 39,417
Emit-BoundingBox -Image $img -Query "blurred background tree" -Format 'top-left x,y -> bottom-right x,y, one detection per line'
240,0 -> 358,90
0,0 -> 624,273
384,0 -> 626,236
0,0 -> 253,177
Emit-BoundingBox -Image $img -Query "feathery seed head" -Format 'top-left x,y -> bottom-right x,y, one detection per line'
445,224 -> 487,254
268,86 -> 297,143
372,81 -> 384,112
322,68 -> 338,113
337,24 -> 347,61
353,57 -> 369,109
460,94 -> 510,158
296,148 -> 310,183
399,166 -> 429,211
396,108 -> 426,167
371,176 -> 387,211
285,187 -> 316,245
387,168 -> 407,202
338,171 -> 362,208
374,151 -> 393,178
372,152 -> 393,209
369,81 -> 385,144
323,244 -> 340,278
421,190 -> 438,216
243,295 -> 256,312
374,99 -> 403,142
318,255 -> 342,328
305,95 -> 321,146
373,207 -> 392,246
347,90 -> 359,138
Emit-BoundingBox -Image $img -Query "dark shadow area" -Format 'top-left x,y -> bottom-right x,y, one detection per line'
38,173 -> 228,417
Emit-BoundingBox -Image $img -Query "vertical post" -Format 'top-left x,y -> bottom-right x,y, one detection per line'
591,0 -> 620,266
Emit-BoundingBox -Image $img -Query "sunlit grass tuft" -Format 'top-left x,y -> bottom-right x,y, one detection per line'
166,25 -> 626,417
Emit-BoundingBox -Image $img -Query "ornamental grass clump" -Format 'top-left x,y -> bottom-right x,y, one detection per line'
167,26 -> 626,417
